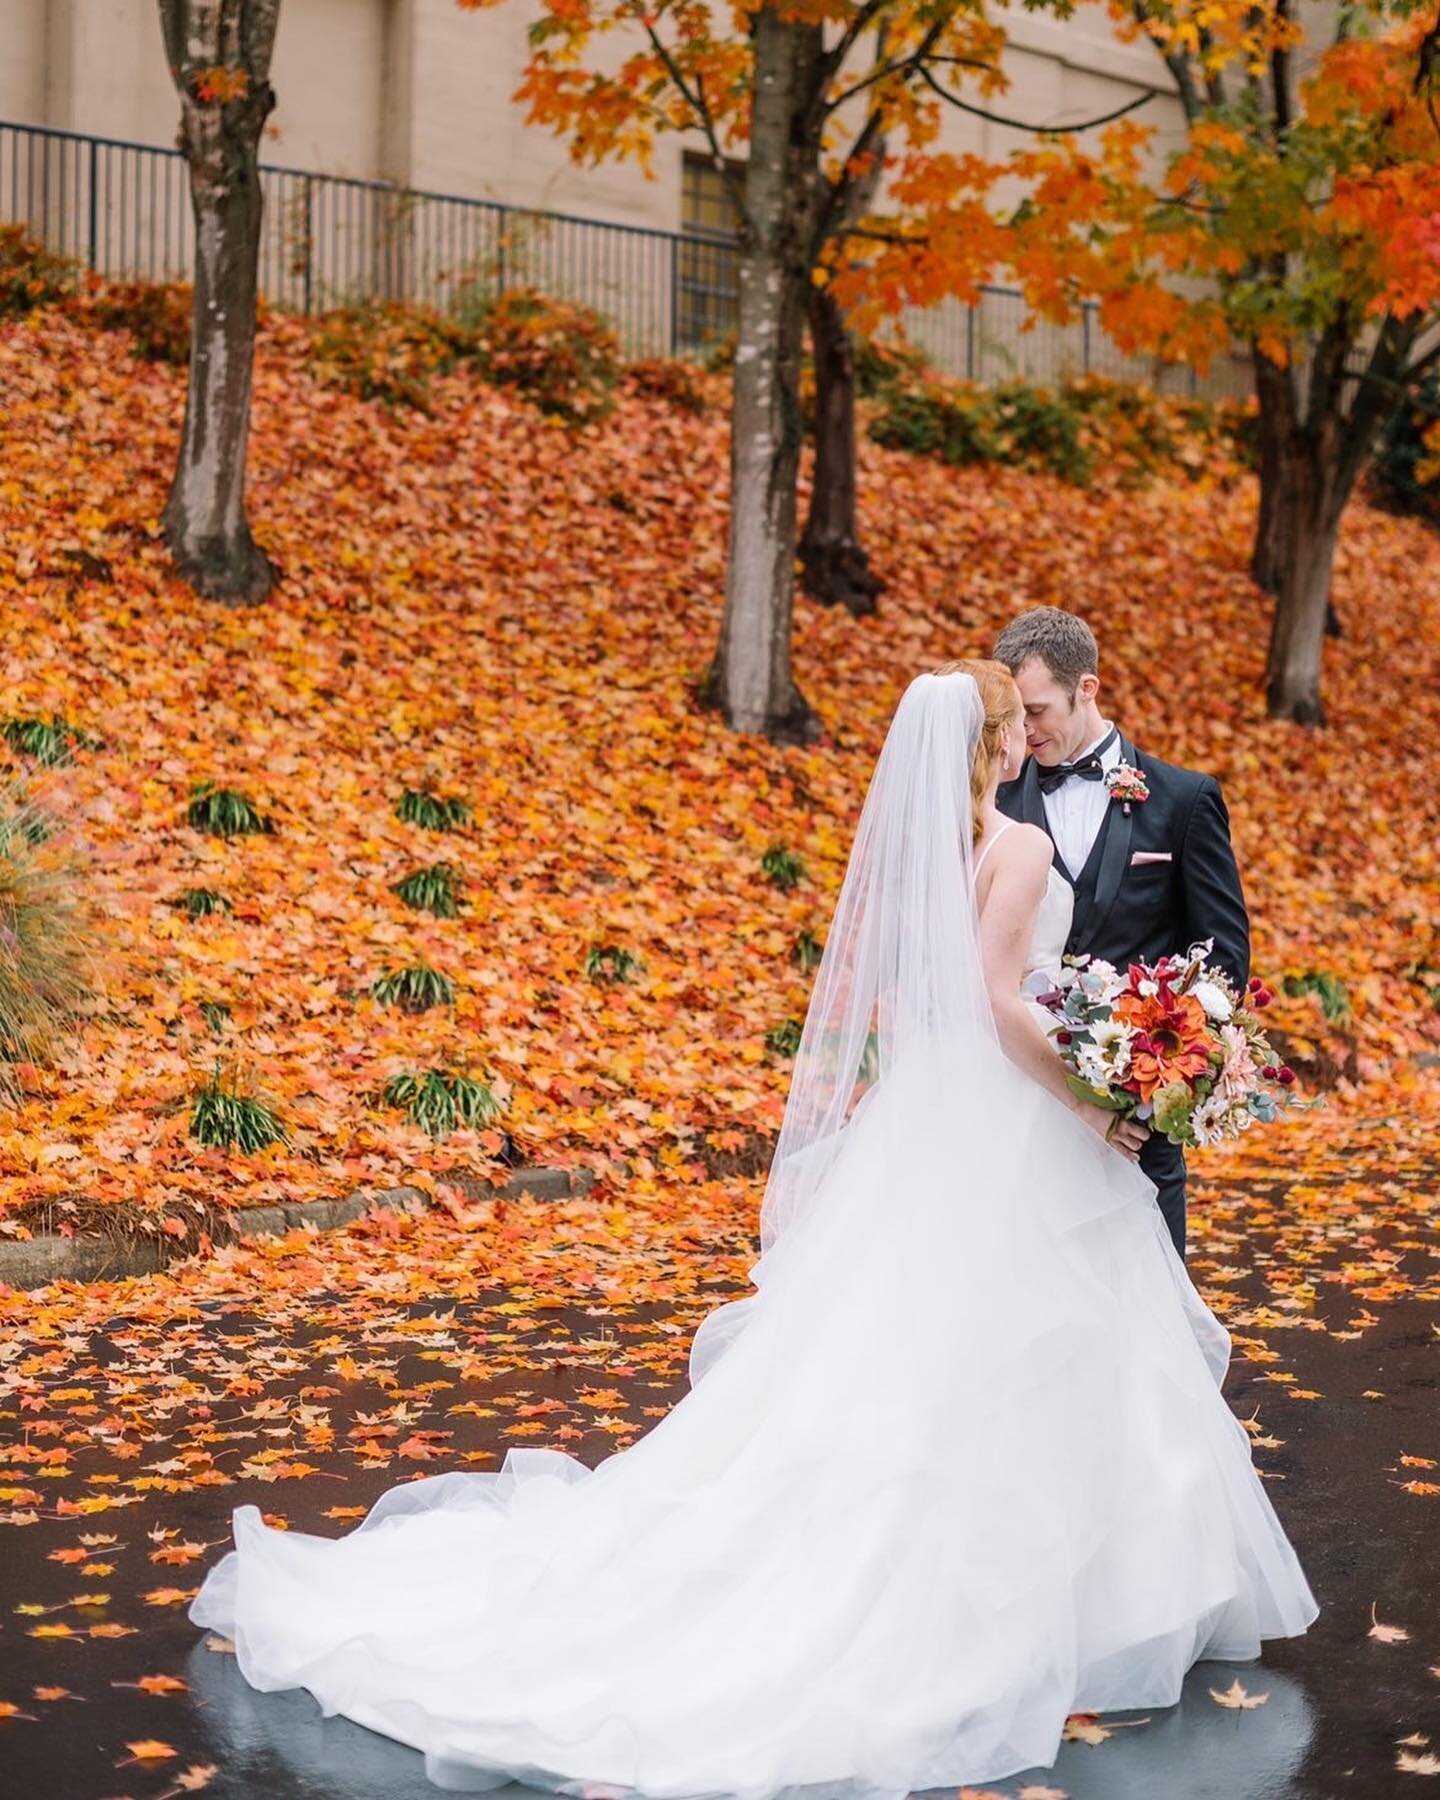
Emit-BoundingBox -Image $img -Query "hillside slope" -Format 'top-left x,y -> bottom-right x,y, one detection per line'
1,307 -> 1437,1232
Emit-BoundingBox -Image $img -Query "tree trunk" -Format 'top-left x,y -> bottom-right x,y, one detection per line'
1249,351 -> 1287,595
702,9 -> 823,743
799,284 -> 883,617
1263,437 -> 1346,724
158,2 -> 280,604
1252,344 -> 1343,639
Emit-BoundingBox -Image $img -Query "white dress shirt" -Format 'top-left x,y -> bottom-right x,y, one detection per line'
1043,722 -> 1120,880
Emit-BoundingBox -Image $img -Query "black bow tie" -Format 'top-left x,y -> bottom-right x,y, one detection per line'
1035,732 -> 1118,794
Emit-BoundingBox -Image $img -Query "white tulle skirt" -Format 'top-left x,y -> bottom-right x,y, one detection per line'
190,1041 -> 1318,1798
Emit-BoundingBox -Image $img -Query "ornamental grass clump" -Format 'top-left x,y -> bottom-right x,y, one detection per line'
392,863 -> 463,918
2,714 -> 96,767
395,787 -> 472,832
762,845 -> 805,891
176,886 -> 232,918
381,1069 -> 504,1140
0,787 -> 94,1098
585,944 -> 642,984
371,962 -> 456,1014
765,1018 -> 804,1058
187,783 -> 271,837
189,1063 -> 289,1152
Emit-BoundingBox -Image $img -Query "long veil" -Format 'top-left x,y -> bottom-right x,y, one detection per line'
690,669 -> 998,1380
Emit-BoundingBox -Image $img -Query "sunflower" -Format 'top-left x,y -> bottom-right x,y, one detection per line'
1112,989 -> 1212,1103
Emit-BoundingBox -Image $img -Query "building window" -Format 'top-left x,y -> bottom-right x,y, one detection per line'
677,151 -> 743,352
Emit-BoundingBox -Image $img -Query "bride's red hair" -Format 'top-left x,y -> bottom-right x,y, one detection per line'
928,658 -> 1022,847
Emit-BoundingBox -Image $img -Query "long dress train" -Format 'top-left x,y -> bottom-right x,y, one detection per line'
190,849 -> 1317,1798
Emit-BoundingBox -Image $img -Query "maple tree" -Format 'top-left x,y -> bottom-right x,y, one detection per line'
853,1 -> 1440,723
156,0 -> 281,603
469,0 -> 1162,736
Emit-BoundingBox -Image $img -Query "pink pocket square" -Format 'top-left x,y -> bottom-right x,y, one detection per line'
1130,851 -> 1173,866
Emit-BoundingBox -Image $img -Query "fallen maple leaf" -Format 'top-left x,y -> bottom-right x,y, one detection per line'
115,1673 -> 187,1695
120,1738 -> 178,1763
1210,1679 -> 1269,1709
162,1766 -> 220,1796
1371,1604 -> 1411,1644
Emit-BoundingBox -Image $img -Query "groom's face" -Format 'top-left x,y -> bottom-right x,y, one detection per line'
1012,658 -> 1100,765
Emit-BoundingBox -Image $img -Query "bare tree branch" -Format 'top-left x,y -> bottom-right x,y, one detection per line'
916,63 -> 1154,133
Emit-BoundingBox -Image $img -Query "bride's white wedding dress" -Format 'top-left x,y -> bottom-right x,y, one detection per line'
191,677 -> 1317,1799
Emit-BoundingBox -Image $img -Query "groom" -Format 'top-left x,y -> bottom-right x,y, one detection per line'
993,607 -> 1249,1259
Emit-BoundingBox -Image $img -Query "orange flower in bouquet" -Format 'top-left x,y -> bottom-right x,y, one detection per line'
1111,990 -> 1212,1103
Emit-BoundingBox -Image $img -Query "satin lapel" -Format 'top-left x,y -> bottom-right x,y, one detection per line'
1072,734 -> 1136,956
1019,758 -> 1069,880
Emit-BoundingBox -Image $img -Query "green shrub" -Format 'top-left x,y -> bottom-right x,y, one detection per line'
761,845 -> 806,892
852,334 -> 931,398
0,786 -> 93,1095
189,1063 -> 288,1152
307,300 -> 474,410
868,371 -> 1242,489
187,783 -> 271,837
85,279 -> 192,364
371,962 -> 456,1013
1372,373 -> 1440,527
585,944 -> 642,984
868,383 -> 996,465
395,787 -> 472,832
468,288 -> 619,426
392,862 -> 463,918
381,1068 -> 504,1139
623,358 -> 708,415
0,225 -> 75,317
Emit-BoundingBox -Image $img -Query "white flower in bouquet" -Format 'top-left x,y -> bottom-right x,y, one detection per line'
1191,1089 -> 1234,1147
1192,979 -> 1234,1023
1075,1043 -> 1115,1089
1088,1017 -> 1136,1078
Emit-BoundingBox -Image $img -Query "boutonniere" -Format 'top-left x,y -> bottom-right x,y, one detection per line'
1104,761 -> 1150,814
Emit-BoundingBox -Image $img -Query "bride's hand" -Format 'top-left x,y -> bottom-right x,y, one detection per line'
1082,1107 -> 1148,1161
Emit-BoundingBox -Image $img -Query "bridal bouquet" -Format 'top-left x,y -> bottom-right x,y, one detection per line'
1034,941 -> 1297,1148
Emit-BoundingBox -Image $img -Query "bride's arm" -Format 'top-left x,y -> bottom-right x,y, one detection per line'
977,827 -> 1143,1153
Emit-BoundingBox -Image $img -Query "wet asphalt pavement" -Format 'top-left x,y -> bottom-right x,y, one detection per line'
0,1229 -> 1437,1800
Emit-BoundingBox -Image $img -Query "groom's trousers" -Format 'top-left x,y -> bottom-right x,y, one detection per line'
1140,1134 -> 1187,1259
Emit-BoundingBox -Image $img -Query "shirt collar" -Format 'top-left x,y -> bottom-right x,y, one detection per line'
1077,722 -> 1119,767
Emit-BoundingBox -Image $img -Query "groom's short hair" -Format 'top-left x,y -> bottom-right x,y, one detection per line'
992,608 -> 1098,698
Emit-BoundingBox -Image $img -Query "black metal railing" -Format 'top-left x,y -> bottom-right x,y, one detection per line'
1,117 -> 1252,395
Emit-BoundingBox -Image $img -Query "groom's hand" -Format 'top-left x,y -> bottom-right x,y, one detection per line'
1107,1116 -> 1150,1160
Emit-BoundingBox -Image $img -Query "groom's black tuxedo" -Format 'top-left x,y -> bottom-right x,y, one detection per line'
997,734 -> 1250,1258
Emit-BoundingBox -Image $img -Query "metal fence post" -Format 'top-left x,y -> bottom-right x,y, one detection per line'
1083,303 -> 1092,375
302,175 -> 314,315
86,137 -> 98,270
966,302 -> 976,381
496,203 -> 508,296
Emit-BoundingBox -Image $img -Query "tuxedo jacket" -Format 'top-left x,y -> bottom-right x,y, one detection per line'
996,736 -> 1251,990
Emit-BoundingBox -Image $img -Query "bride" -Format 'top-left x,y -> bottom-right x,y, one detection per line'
190,663 -> 1318,1797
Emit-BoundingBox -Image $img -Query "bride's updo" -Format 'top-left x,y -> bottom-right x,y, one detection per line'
929,657 -> 1022,846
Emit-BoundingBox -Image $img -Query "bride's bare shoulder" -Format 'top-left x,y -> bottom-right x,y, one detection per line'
988,821 -> 1051,873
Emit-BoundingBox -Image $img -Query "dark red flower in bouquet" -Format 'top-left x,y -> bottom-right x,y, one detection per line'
1112,989 -> 1212,1103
